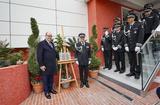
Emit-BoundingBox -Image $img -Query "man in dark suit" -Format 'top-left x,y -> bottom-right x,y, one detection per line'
75,33 -> 91,88
101,27 -> 112,70
37,32 -> 59,99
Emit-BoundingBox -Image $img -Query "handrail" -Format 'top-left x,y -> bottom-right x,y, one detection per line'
137,24 -> 160,54
136,24 -> 160,92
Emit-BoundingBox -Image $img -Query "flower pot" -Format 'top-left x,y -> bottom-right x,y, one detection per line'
89,70 -> 99,78
31,82 -> 43,93
62,82 -> 70,88
61,76 -> 71,88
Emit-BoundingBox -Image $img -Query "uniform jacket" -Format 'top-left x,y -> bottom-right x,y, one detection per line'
124,22 -> 144,51
142,12 -> 159,34
101,34 -> 112,51
112,31 -> 125,52
75,42 -> 91,66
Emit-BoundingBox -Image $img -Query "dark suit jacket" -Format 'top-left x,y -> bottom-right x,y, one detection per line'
37,40 -> 59,75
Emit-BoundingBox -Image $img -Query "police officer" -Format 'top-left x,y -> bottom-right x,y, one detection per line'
112,24 -> 125,73
144,3 -> 160,20
142,4 -> 159,43
75,33 -> 91,88
101,27 -> 112,70
113,17 -> 124,31
124,13 -> 144,79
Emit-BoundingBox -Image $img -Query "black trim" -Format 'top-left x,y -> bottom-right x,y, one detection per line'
99,73 -> 142,95
92,77 -> 133,101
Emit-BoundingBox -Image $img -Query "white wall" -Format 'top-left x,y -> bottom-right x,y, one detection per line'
0,0 -> 88,48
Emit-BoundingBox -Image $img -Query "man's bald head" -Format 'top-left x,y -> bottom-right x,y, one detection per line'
45,32 -> 53,42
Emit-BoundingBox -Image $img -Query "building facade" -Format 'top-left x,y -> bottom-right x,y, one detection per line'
0,0 -> 88,48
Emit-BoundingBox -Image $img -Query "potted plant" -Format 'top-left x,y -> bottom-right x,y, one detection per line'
89,25 -> 101,78
27,17 -> 43,93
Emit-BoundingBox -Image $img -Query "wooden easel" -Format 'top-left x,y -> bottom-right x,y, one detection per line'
57,26 -> 78,93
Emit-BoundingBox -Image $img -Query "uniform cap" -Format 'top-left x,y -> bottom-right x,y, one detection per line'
78,33 -> 85,38
127,13 -> 136,18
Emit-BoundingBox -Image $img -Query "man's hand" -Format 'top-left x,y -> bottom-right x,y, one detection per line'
88,61 -> 91,64
40,66 -> 46,71
125,47 -> 129,52
101,48 -> 104,51
76,61 -> 79,65
135,47 -> 140,52
112,47 -> 118,51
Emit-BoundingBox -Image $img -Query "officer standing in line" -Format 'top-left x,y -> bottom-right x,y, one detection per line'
124,13 -> 144,79
101,27 -> 112,70
75,33 -> 91,88
113,17 -> 124,30
112,24 -> 125,73
141,4 -> 159,43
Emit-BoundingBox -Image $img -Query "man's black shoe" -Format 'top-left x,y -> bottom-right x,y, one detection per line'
45,93 -> 51,99
114,70 -> 120,72
108,67 -> 112,70
50,90 -> 57,94
103,67 -> 107,69
85,82 -> 89,88
135,74 -> 140,79
80,82 -> 84,88
119,71 -> 125,74
126,73 -> 135,77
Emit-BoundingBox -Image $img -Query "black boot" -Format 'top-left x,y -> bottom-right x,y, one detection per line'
126,73 -> 135,77
80,82 -> 84,88
135,74 -> 140,79
114,69 -> 120,72
85,82 -> 89,88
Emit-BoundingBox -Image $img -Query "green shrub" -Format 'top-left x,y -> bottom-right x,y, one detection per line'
89,25 -> 101,70
27,17 -> 40,83
0,40 -> 23,67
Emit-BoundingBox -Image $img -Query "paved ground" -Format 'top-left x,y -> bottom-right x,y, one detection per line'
21,77 -> 160,105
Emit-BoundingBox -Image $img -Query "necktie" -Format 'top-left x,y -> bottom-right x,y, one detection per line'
49,43 -> 53,48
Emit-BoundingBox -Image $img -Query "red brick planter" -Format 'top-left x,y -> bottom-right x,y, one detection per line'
0,64 -> 31,105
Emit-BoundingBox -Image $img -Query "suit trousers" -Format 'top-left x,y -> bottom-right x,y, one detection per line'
103,50 -> 112,69
128,51 -> 141,75
42,74 -> 54,94
79,65 -> 89,84
114,51 -> 125,71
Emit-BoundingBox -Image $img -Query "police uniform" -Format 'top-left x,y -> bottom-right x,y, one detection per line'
124,13 -> 144,79
75,33 -> 91,88
142,7 -> 159,43
101,28 -> 112,70
112,24 -> 125,73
